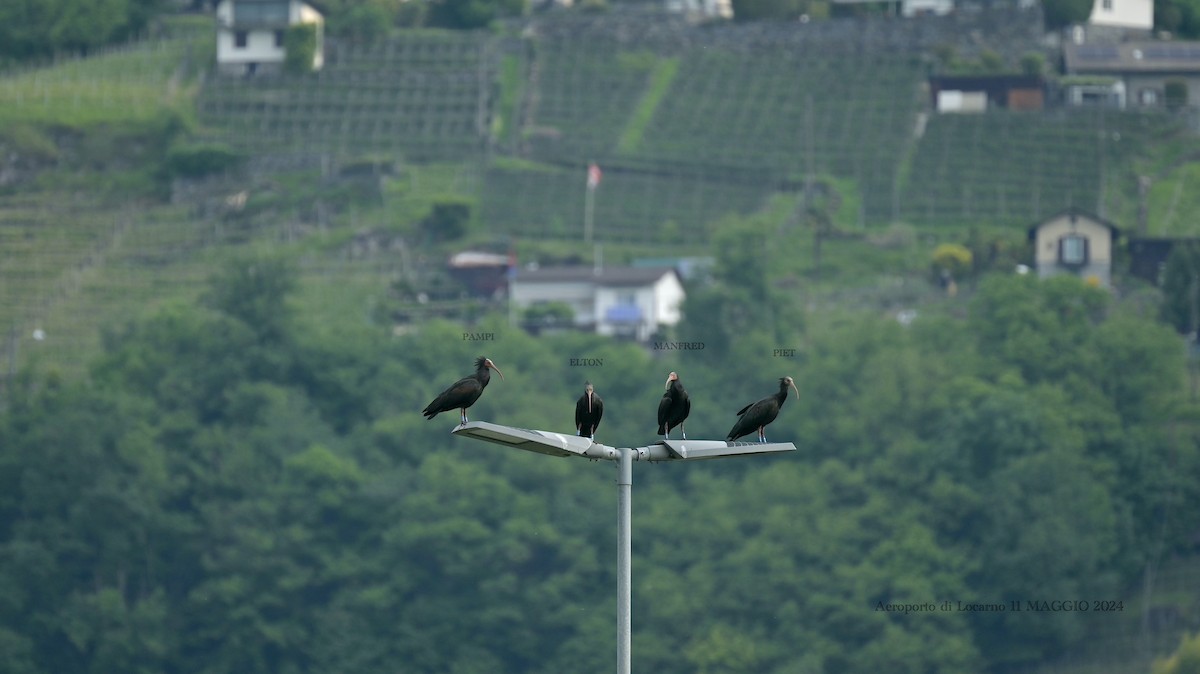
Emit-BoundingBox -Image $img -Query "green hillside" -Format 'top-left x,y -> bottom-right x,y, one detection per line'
3,10 -> 1200,674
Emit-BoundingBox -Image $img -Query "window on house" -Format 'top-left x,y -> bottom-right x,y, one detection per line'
1140,88 -> 1160,106
234,31 -> 248,48
1059,235 -> 1088,266
275,30 -> 285,48
1102,0 -> 1112,9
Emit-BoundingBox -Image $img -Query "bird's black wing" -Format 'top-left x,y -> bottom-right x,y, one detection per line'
593,394 -> 604,428
726,401 -> 759,441
727,398 -> 769,440
575,394 -> 588,429
657,391 -> 671,432
678,394 -> 691,423
423,376 -> 482,418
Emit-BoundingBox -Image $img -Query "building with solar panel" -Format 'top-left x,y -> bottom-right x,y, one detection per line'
1063,41 -> 1200,109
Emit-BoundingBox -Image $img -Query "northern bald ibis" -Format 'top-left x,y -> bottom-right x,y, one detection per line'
657,371 -> 691,440
575,381 -> 604,439
726,376 -> 799,443
422,356 -> 504,425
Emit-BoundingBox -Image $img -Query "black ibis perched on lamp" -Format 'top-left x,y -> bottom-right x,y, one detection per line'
575,381 -> 604,439
422,356 -> 504,425
727,376 -> 799,443
657,371 -> 691,440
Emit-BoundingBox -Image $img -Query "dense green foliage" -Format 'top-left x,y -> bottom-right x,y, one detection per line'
1042,0 -> 1094,30
729,0 -> 805,21
1154,632 -> 1200,674
0,0 -> 164,64
1157,0 -> 1200,38
283,23 -> 319,75
2,253 -> 1197,673
1161,242 -> 1200,334
165,142 -> 247,179
318,0 -> 522,31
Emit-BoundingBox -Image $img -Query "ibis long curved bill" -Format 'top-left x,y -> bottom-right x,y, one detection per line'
422,356 -> 503,425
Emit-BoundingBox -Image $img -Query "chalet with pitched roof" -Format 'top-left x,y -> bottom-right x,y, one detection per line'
216,0 -> 324,76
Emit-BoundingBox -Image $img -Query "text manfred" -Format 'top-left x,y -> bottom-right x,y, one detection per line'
653,342 -> 705,350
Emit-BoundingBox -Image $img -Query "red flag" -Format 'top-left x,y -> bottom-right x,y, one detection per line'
587,162 -> 602,189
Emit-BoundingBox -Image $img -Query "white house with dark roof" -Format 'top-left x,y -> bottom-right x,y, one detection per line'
1087,0 -> 1153,31
215,0 -> 324,76
510,266 -> 685,341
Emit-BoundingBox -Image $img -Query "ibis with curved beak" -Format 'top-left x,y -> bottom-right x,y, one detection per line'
726,376 -> 798,443
423,356 -> 504,425
656,371 -> 691,440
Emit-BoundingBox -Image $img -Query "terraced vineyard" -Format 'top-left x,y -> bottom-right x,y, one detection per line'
898,109 -> 1180,227
521,40 -> 659,162
481,160 -> 770,243
197,32 -> 493,160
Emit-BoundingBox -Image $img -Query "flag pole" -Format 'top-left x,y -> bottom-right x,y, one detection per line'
585,182 -> 595,245
585,162 -> 601,246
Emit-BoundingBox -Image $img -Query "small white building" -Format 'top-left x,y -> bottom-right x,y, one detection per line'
1088,0 -> 1153,32
216,0 -> 324,76
1027,209 -> 1119,288
510,266 -> 685,341
666,0 -> 733,20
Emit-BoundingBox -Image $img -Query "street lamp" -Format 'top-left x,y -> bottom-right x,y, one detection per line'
451,421 -> 796,674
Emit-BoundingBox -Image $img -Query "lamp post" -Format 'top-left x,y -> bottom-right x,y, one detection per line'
451,421 -> 796,674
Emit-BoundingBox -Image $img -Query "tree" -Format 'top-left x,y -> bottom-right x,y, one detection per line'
730,0 -> 802,21
427,0 -> 525,29
1154,631 -> 1200,674
202,255 -> 298,344
1043,0 -> 1094,29
326,0 -> 391,42
1156,0 -> 1200,37
0,0 -> 164,62
283,23 -> 319,75
1160,242 -> 1200,335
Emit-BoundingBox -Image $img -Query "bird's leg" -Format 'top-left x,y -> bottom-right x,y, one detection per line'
758,427 -> 765,443
460,408 -> 468,425
681,422 -> 687,440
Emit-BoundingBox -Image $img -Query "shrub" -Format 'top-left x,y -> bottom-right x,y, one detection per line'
165,142 -> 246,178
1166,80 -> 1189,110
931,242 -> 973,280
283,23 -> 318,75
422,198 -> 472,241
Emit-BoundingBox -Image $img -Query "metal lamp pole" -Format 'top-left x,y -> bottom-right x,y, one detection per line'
616,446 -> 632,674
451,422 -> 795,674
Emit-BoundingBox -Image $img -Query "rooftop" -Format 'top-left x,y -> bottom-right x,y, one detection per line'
1065,41 -> 1200,73
513,266 -> 680,287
